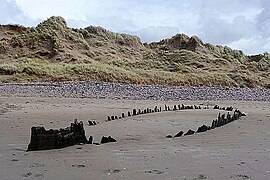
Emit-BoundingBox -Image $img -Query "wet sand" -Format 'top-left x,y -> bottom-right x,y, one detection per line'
0,97 -> 269,179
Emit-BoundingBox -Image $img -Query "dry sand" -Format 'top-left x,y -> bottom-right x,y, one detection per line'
0,97 -> 270,180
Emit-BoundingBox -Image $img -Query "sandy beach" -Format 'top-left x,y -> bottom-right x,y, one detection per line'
1,1 -> 270,179
0,94 -> 269,179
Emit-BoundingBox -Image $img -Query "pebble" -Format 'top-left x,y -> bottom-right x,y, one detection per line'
0,81 -> 269,101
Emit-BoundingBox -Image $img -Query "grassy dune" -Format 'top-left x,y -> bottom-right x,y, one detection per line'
0,17 -> 269,88
0,57 -> 267,88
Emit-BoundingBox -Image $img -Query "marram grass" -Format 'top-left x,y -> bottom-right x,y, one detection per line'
0,57 -> 266,88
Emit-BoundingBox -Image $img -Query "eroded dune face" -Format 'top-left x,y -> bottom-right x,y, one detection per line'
1,16 -> 269,87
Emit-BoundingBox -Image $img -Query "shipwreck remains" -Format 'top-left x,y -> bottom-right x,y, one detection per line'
170,108 -> 246,139
100,136 -> 117,144
27,119 -> 88,151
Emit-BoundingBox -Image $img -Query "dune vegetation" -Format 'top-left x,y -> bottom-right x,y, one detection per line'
0,16 -> 269,88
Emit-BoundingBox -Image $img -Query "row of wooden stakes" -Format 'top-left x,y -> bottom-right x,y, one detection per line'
167,109 -> 246,138
107,104 -> 234,122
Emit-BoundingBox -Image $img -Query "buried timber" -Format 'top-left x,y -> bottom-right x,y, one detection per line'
26,103 -> 246,151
